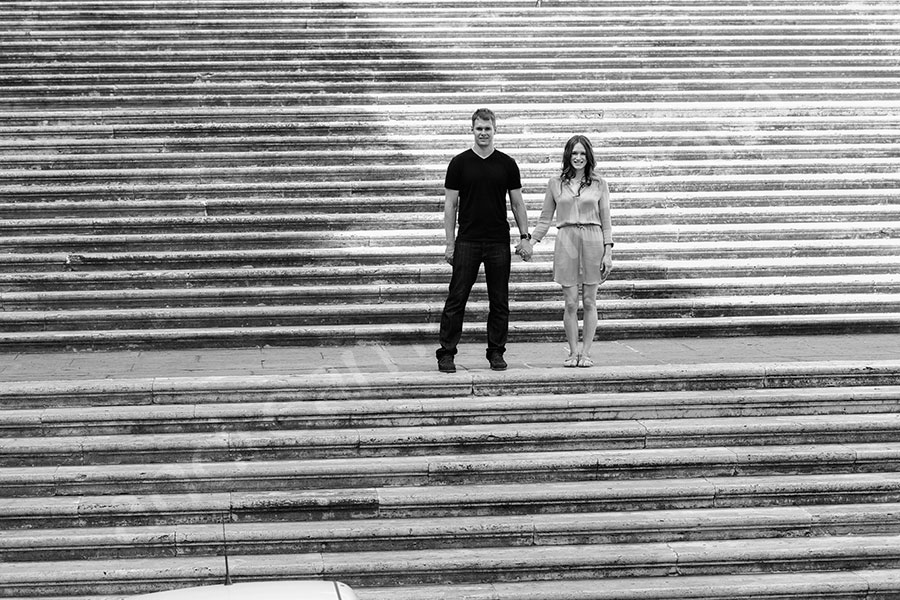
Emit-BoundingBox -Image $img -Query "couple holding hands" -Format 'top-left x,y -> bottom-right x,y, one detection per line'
436,108 -> 613,373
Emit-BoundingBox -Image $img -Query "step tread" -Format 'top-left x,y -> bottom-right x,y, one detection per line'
3,503 -> 899,557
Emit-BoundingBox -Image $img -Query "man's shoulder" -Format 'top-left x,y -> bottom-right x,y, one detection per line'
450,148 -> 475,161
491,148 -> 518,164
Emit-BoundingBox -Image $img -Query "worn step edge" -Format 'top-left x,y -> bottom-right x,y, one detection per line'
3,291 -> 899,317
5,275 -> 900,310
9,570 -> 900,600
4,385 -> 900,431
8,412 -> 900,467
5,205 -> 899,230
1,313 -> 900,351
3,359 -> 899,406
3,441 -> 900,497
4,295 -> 900,334
4,536 -> 900,593
4,503 -> 900,562
2,239 -> 898,265
3,258 -> 898,288
3,472 -> 900,528
358,569 -> 900,600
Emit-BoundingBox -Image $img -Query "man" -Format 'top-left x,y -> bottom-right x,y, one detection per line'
436,108 -> 532,373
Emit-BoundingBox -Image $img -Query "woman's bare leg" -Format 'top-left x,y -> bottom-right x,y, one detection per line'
562,284 -> 580,358
580,283 -> 600,358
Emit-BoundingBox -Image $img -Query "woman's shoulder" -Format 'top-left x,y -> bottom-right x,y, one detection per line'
590,173 -> 609,191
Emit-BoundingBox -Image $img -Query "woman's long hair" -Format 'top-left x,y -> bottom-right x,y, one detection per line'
560,134 -> 596,196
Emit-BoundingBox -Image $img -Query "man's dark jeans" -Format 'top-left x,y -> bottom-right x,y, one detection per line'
437,239 -> 511,359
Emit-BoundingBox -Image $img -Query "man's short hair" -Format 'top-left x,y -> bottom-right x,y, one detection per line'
471,108 -> 496,127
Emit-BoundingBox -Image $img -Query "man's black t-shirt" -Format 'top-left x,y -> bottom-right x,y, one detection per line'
444,148 -> 522,243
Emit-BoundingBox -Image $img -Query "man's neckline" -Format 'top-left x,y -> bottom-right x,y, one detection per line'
472,147 -> 494,159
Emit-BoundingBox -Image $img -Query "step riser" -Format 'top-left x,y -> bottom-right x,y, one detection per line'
3,247 -> 897,273
5,388 -> 900,436
4,302 -> 900,334
5,448 -> 900,497
4,265 -> 899,290
9,288 -> 900,311
5,362 -> 900,411
4,318 -> 900,351
1,230 -> 895,252
6,213 -> 899,235
4,162 -> 900,186
6,540 -> 900,597
6,474 -> 900,530
7,509 -> 900,562
7,426 -> 900,467
5,261 -> 899,279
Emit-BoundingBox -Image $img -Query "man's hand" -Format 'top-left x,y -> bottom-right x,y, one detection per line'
445,243 -> 454,265
515,239 -> 533,262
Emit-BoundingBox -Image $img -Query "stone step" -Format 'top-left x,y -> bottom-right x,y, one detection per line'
6,205 -> 895,235
3,132 -> 898,160
2,240 -> 896,275
5,275 -> 899,311
4,359 -> 899,408
2,295 -> 900,335
2,100 -> 893,121
2,225 -> 896,254
8,572 -> 900,600
5,157 -> 898,186
3,2 -> 893,17
5,172 -> 898,203
1,189 -> 895,219
5,536 -> 900,595
5,76 -> 897,100
3,113 -> 896,138
4,386 -> 900,436
2,92 -> 896,111
5,22 -> 893,38
6,141 -> 898,170
2,23 -> 895,41
360,570 -> 900,600
6,69 -> 899,90
7,413 -> 900,468
4,503 -> 900,562
5,440 -> 900,497
2,313 -> 900,350
5,471 -> 900,529
3,256 -> 898,289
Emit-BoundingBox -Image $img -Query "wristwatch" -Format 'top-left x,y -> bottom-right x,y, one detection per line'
520,233 -> 531,240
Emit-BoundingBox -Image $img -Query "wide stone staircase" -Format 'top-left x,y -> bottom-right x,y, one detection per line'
3,0 -> 900,599
1,0 -> 899,349
4,360 -> 900,599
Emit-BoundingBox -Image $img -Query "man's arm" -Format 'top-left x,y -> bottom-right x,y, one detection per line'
443,188 -> 459,264
509,188 -> 532,261
508,188 -> 528,237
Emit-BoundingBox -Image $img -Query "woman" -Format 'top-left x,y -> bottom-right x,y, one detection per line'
523,135 -> 613,367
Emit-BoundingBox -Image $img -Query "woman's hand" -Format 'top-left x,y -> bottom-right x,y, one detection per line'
515,239 -> 533,261
600,248 -> 613,280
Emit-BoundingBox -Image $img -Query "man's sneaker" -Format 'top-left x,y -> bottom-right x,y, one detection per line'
487,353 -> 507,371
437,355 -> 456,373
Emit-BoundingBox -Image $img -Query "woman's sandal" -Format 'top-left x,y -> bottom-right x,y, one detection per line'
577,355 -> 594,368
564,353 -> 579,368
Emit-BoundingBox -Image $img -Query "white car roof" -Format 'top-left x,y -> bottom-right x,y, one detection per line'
131,581 -> 359,600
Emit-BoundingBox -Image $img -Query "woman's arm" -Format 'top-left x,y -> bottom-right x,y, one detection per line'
531,178 -> 558,243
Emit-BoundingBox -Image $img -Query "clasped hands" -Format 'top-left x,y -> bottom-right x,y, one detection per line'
515,238 -> 534,262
